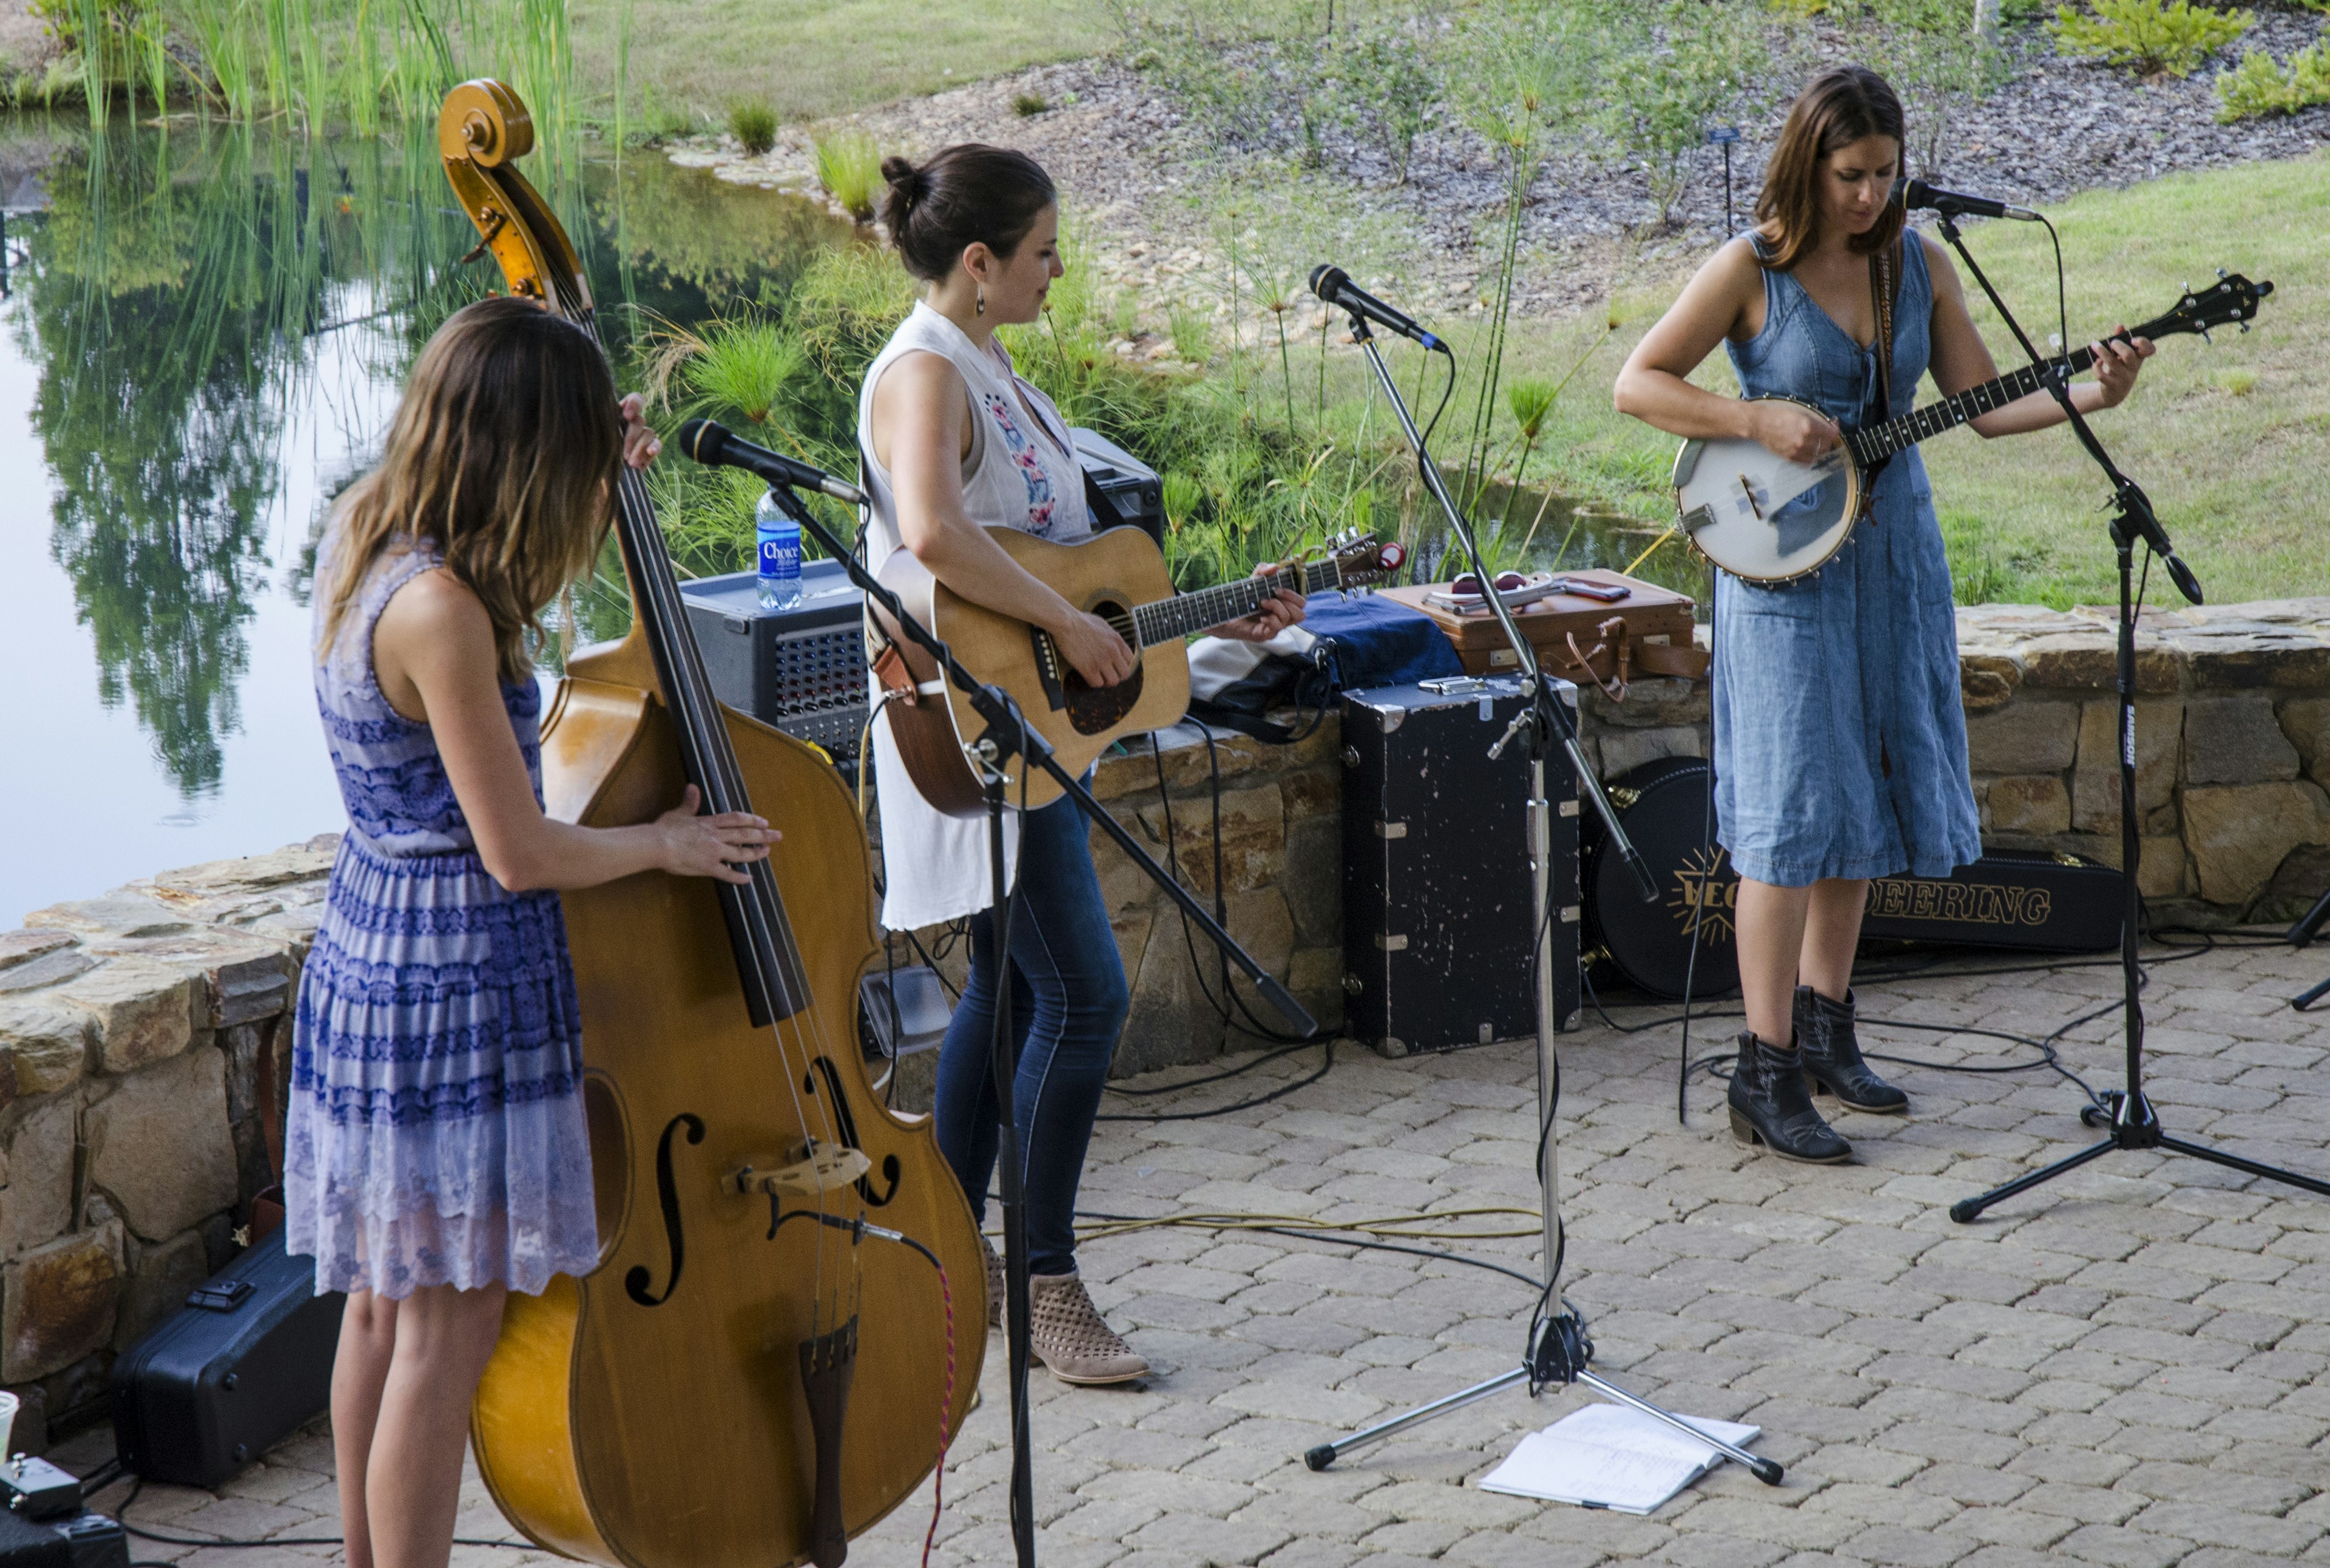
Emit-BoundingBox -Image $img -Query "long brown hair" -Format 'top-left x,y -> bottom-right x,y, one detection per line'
319,296 -> 622,682
1753,67 -> 1906,272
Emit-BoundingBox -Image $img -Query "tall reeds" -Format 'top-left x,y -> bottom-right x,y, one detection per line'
41,0 -> 579,140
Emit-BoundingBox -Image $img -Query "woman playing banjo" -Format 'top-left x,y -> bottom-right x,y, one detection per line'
1613,67 -> 2152,1163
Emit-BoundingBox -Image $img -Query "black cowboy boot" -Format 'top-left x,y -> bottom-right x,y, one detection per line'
1795,985 -> 1909,1114
1727,1032 -> 1851,1163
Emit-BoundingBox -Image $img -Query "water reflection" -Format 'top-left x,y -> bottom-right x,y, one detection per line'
3,113 -> 850,919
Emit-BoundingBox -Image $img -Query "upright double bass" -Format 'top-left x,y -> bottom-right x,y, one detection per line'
441,81 -> 984,1568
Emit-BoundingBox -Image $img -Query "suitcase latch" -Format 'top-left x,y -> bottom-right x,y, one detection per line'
187,1279 -> 256,1313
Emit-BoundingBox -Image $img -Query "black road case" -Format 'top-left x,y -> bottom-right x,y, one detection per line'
1341,675 -> 1581,1056
111,1229 -> 345,1487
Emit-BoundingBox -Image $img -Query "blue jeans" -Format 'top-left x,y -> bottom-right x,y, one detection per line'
934,795 -> 1130,1277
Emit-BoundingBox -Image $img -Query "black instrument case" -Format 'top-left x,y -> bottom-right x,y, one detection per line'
110,1229 -> 345,1487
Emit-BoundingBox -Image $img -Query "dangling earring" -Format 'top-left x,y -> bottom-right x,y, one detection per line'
976,285 -> 987,317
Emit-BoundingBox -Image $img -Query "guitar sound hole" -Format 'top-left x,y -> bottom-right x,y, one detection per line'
1063,598 -> 1143,735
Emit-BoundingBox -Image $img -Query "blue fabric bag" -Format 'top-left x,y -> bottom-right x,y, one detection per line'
1186,590 -> 1461,742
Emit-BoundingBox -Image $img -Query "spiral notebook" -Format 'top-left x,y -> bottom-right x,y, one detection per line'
1477,1403 -> 1761,1514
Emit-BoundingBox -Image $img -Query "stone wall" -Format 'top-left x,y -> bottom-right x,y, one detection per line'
0,840 -> 332,1452
1956,599 -> 2330,927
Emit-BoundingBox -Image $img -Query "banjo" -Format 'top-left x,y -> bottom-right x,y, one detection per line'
1672,271 -> 2272,583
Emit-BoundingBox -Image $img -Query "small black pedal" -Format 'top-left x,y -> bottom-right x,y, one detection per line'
0,1458 -> 80,1521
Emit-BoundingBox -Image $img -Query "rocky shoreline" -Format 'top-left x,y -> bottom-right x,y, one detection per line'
672,13 -> 2330,330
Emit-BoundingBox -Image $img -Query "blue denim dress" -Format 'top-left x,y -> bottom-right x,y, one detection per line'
1711,235 -> 1982,887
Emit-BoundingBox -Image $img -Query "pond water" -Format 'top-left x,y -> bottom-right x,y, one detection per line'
1,117 -> 849,924
0,113 -> 1697,928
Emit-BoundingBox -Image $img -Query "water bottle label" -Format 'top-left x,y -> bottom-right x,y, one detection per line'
758,535 -> 801,577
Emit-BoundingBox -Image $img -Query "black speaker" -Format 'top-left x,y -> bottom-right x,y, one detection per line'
679,558 -> 869,775
1340,676 -> 1580,1056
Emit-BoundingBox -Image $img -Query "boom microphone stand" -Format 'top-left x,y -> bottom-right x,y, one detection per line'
750,478 -> 1317,1568
1300,282 -> 1781,1487
1930,208 -> 2330,1222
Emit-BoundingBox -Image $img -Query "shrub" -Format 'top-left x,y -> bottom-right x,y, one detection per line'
1601,0 -> 1766,229
2215,38 -> 2330,118
814,129 -> 883,223
1010,90 -> 1048,116
2049,0 -> 2252,78
728,101 -> 777,156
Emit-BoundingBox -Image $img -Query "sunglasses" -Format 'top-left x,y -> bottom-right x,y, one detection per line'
1450,571 -> 1527,596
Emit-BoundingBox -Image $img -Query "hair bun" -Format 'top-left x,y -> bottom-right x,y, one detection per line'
881,156 -> 921,195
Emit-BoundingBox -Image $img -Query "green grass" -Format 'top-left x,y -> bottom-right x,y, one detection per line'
1437,152 -> 2330,609
572,0 -> 1109,126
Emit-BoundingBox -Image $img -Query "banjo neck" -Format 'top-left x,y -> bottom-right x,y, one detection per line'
1843,340 -> 2105,469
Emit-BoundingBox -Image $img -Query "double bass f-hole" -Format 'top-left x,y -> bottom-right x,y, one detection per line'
625,1113 -> 704,1307
805,1056 -> 899,1206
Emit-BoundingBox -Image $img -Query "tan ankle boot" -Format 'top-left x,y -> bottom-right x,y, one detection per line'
1027,1270 -> 1147,1385
981,1233 -> 1003,1333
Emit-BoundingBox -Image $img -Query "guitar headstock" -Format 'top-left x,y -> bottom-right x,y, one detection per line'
2138,270 -> 2272,345
1309,530 -> 1406,590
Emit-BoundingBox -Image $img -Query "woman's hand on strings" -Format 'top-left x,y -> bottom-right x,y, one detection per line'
2090,326 -> 2154,409
1745,400 -> 1842,466
619,394 -> 661,470
1056,610 -> 1136,688
1206,561 -> 1307,644
655,785 -> 778,884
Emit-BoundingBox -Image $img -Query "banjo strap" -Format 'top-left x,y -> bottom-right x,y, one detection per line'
1858,238 -> 1902,516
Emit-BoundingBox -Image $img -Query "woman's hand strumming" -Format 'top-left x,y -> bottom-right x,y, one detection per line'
1746,400 -> 1842,466
655,785 -> 778,885
1056,610 -> 1136,688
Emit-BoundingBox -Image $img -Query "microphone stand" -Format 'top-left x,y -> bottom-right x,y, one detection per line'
1928,208 -> 2330,1222
1300,311 -> 1781,1487
759,484 -> 1318,1568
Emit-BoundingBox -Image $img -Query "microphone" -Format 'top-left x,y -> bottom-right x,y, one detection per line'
1309,265 -> 1445,352
1901,178 -> 2041,223
677,419 -> 866,506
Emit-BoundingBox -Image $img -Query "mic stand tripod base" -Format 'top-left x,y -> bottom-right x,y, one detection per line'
1300,1315 -> 1783,1487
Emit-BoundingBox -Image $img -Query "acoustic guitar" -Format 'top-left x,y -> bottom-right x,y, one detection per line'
873,527 -> 1403,816
1672,271 -> 2271,583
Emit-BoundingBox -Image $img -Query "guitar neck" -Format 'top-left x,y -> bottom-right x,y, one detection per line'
1130,558 -> 1340,646
1848,341 -> 2103,467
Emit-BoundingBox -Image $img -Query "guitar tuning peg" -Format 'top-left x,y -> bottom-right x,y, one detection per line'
2181,280 -> 2192,296
2217,267 -> 2229,280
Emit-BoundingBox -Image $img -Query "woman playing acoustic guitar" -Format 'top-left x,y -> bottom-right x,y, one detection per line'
859,145 -> 1302,1383
1613,68 -> 2150,1163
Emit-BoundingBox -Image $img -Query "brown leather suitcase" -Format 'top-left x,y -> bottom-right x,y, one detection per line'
1380,569 -> 1703,694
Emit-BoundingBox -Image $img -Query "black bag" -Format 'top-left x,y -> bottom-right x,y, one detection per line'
110,1229 -> 345,1487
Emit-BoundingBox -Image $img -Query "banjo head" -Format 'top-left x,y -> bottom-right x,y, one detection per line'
1672,397 -> 1860,583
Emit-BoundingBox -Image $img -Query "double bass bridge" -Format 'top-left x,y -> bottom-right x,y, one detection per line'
728,1141 -> 874,1200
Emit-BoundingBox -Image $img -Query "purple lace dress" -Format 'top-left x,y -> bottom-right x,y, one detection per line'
285,538 -> 597,1299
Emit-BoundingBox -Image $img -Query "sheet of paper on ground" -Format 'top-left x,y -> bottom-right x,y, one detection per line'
1477,1403 -> 1763,1515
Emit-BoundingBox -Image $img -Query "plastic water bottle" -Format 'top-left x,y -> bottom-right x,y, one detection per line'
755,491 -> 802,611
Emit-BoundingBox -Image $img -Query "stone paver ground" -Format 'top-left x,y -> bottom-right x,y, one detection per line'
64,934 -> 2330,1568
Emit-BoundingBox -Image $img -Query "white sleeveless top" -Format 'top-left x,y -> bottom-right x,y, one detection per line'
858,302 -> 1091,930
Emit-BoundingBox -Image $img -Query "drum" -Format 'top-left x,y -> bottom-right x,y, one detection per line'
1582,756 -> 1740,1000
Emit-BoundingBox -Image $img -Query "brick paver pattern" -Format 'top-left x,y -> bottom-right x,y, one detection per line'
76,936 -> 2330,1568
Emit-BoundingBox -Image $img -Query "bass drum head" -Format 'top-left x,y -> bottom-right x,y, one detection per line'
1582,757 -> 1740,1000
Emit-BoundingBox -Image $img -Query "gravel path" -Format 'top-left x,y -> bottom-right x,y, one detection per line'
670,14 -> 2330,330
